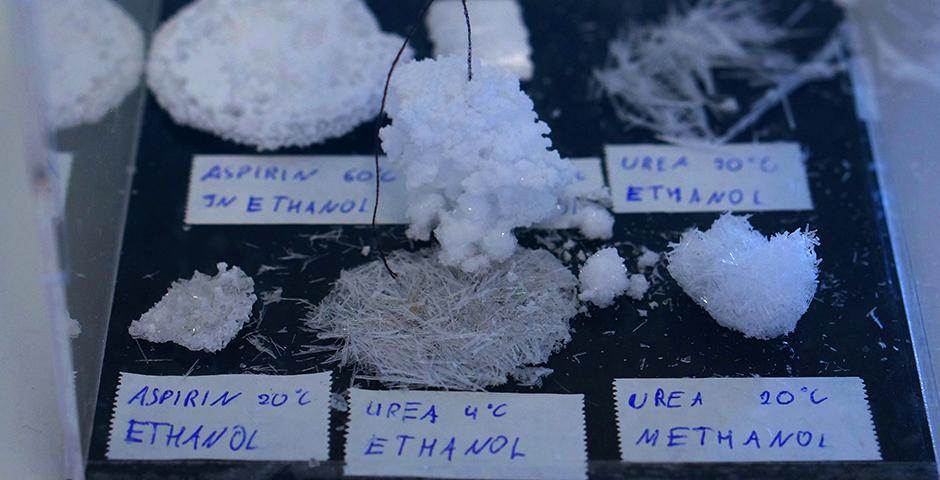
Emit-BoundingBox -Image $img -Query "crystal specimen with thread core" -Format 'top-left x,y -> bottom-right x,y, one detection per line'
304,248 -> 579,390
147,0 -> 408,150
579,247 -> 648,307
129,263 -> 256,352
36,0 -> 144,129
381,55 -> 612,272
667,214 -> 820,339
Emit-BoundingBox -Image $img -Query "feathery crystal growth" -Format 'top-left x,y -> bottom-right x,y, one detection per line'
667,214 -> 820,339
304,248 -> 579,390
594,1 -> 797,141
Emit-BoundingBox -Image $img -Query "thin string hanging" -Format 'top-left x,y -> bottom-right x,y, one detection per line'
462,0 -> 473,81
372,0 -> 475,279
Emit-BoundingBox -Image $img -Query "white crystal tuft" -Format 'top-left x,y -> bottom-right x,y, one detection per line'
667,214 -> 820,339
579,247 -> 630,308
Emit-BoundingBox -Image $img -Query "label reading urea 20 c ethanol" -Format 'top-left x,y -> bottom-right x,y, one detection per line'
344,389 -> 588,480
613,377 -> 880,462
604,143 -> 813,213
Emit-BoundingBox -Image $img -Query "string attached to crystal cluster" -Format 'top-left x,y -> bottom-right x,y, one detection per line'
371,0 -> 474,279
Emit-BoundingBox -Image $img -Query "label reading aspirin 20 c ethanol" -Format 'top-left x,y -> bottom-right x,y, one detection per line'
344,389 -> 588,480
185,155 -> 606,226
107,372 -> 331,461
613,377 -> 880,462
604,143 -> 813,213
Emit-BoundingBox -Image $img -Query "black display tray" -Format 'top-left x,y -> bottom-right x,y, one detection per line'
88,1 -> 934,478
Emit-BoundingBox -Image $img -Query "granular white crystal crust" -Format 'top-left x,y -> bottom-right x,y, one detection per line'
129,263 -> 256,352
147,0 -> 407,150
36,0 -> 144,129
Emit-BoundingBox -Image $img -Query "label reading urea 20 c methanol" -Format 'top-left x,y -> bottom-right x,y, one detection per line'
604,143 -> 813,213
613,377 -> 880,463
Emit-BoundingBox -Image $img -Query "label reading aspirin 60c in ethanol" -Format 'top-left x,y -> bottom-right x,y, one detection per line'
107,372 -> 332,461
345,389 -> 588,480
185,155 -> 409,225
604,143 -> 813,213
613,377 -> 880,462
185,155 -> 607,226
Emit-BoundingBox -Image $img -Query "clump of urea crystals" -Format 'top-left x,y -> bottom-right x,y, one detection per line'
304,248 -> 578,390
35,0 -> 144,129
667,214 -> 820,339
147,0 -> 408,150
578,247 -> 649,308
129,263 -> 256,352
593,1 -> 798,141
381,55 -> 612,272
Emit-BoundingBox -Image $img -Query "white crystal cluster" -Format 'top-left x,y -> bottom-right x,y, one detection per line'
426,0 -> 534,80
305,248 -> 579,390
578,247 -> 649,308
381,55 -> 612,272
147,0 -> 407,150
35,0 -> 144,129
129,263 -> 257,352
667,214 -> 820,339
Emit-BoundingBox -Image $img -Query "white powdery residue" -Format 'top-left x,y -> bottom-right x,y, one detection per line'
626,274 -> 650,300
556,202 -> 615,240
636,247 -> 661,270
426,0 -> 534,80
259,287 -> 284,305
35,0 -> 144,129
667,214 -> 820,339
147,0 -> 409,150
382,56 -> 590,271
129,263 -> 257,352
69,318 -> 82,338
304,248 -> 578,390
579,247 -> 630,308
594,1 -> 844,143
330,392 -> 349,412
509,366 -> 554,387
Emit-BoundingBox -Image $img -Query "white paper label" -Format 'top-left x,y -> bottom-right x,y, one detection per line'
613,377 -> 880,462
185,155 -> 407,225
345,389 -> 587,480
185,155 -> 606,226
604,143 -> 813,213
107,372 -> 332,461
